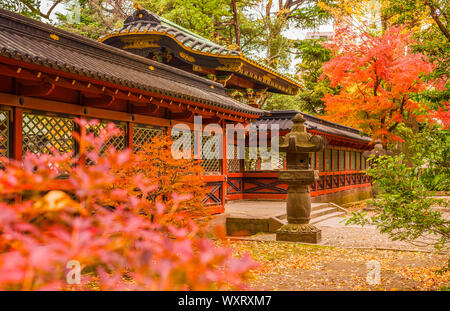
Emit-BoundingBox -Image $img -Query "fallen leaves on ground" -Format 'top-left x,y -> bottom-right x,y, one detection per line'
227,240 -> 449,291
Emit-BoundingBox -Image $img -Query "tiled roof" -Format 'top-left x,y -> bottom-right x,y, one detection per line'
100,9 -> 301,88
0,9 -> 263,116
102,9 -> 240,56
255,110 -> 372,142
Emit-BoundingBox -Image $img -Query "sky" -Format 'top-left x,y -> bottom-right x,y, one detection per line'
40,0 -> 66,19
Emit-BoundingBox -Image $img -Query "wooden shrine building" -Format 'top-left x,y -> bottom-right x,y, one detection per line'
99,6 -> 302,107
232,111 -> 373,204
0,8 -> 372,213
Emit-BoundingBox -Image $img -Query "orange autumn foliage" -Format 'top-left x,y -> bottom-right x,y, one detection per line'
114,133 -> 209,225
321,27 -> 438,142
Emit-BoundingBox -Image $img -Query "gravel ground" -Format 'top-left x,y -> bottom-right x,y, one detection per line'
223,200 -> 449,253
230,241 -> 450,291
231,214 -> 449,254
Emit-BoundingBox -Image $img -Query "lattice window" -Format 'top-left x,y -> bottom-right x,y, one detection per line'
332,150 -> 339,171
244,146 -> 257,171
86,120 -> 126,151
227,144 -> 241,172
133,124 -> 166,152
201,135 -> 221,174
272,152 -> 285,170
352,151 -> 356,170
171,129 -> 194,157
317,151 -> 324,171
84,120 -> 126,165
0,110 -> 9,157
325,149 -> 331,171
22,112 -> 74,156
261,147 -> 285,170
345,151 -> 351,170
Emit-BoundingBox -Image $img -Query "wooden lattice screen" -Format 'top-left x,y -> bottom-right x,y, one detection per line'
171,129 -> 194,157
133,124 -> 166,152
244,146 -> 258,171
227,144 -> 240,172
22,111 -> 74,156
201,135 -> 221,174
86,120 -> 127,151
84,120 -> 126,165
0,110 -> 9,157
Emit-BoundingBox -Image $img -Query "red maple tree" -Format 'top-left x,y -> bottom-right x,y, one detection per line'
321,27 -> 443,141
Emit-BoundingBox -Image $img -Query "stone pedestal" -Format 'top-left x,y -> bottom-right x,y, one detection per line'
276,224 -> 321,243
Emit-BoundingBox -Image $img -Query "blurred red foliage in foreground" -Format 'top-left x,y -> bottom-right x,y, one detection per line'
0,119 -> 256,290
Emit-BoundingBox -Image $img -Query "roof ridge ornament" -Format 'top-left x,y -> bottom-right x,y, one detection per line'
125,5 -> 161,26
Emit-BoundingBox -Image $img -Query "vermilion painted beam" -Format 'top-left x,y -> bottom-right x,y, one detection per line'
170,110 -> 194,120
0,92 -> 171,128
0,63 -> 40,82
82,94 -> 115,108
131,104 -> 160,114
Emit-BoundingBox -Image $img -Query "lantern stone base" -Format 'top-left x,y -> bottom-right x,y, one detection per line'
276,223 -> 321,243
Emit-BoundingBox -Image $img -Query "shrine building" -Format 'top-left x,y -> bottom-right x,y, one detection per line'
0,8 -> 372,213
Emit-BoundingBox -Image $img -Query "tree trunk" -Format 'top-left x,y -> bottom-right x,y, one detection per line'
231,0 -> 241,49
424,0 -> 450,41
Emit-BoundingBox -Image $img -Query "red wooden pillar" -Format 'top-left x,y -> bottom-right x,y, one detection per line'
127,121 -> 133,151
221,120 -> 227,210
314,152 -> 318,191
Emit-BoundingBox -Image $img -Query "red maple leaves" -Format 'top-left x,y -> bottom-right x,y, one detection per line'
321,27 -> 446,141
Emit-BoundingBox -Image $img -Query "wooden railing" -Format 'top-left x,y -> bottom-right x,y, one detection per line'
226,170 -> 371,201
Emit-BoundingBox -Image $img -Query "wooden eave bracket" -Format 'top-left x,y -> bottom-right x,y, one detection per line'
18,81 -> 55,97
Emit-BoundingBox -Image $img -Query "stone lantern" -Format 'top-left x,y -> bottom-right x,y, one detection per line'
276,113 -> 327,243
362,140 -> 393,196
362,140 -> 392,159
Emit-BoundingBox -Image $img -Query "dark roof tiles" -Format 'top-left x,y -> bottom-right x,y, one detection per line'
100,9 -> 241,57
255,110 -> 372,143
0,8 -> 263,116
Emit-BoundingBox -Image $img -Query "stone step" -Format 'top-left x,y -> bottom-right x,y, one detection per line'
311,203 -> 331,212
310,211 -> 346,224
311,206 -> 337,219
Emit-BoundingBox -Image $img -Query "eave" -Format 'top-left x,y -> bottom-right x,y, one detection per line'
99,27 -> 301,95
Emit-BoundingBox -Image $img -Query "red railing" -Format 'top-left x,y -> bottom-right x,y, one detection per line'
226,170 -> 371,201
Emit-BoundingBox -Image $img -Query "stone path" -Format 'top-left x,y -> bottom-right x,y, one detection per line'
219,200 -> 449,253
225,200 -> 286,218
